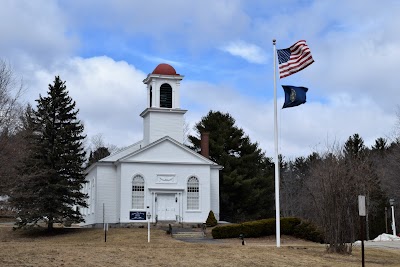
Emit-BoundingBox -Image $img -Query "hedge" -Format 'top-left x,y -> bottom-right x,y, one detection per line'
211,217 -> 324,243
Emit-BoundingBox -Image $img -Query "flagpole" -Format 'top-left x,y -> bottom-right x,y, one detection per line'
273,39 -> 281,248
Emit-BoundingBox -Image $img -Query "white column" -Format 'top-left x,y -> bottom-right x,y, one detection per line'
174,80 -> 181,108
151,80 -> 157,107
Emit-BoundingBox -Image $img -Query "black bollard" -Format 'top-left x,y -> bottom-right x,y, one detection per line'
239,234 -> 245,245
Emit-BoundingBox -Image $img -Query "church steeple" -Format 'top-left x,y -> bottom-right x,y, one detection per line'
140,63 -> 187,146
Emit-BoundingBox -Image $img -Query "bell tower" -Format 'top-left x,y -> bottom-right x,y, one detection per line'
141,63 -> 187,146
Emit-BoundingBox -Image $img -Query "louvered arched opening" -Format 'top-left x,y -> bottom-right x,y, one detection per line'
149,86 -> 153,107
160,83 -> 172,108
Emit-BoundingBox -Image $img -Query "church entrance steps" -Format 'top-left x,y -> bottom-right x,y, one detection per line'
172,231 -> 205,239
154,222 -> 208,239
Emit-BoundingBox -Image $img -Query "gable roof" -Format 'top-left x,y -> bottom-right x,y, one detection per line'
100,136 -> 221,167
99,140 -> 143,162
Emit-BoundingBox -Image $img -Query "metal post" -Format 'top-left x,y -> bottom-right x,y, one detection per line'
385,207 -> 388,233
391,206 -> 396,236
147,212 -> 151,243
358,195 -> 366,267
103,203 -> 106,242
390,199 -> 396,236
361,216 -> 365,267
272,38 -> 281,248
104,223 -> 108,242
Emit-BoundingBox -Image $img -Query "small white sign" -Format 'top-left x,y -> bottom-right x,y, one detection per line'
358,195 -> 366,216
156,174 -> 176,184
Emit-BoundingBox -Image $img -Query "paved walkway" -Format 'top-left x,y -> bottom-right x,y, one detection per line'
363,241 -> 400,249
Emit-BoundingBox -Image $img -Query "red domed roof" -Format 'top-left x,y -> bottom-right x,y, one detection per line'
152,63 -> 178,75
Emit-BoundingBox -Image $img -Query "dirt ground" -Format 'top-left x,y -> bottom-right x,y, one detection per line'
0,224 -> 400,267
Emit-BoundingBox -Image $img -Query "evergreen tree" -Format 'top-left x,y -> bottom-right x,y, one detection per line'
188,110 -> 274,222
87,146 -> 110,168
11,76 -> 87,230
344,133 -> 366,159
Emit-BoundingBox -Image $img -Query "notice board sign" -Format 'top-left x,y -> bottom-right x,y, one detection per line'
358,195 -> 366,216
130,211 -> 146,220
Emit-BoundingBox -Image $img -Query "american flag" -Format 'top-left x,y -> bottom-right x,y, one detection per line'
277,40 -> 314,79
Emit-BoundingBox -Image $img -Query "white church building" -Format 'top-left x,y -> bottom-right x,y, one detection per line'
81,63 -> 221,226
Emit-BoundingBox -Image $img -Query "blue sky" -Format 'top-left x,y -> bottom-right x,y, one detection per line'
1,0 -> 399,159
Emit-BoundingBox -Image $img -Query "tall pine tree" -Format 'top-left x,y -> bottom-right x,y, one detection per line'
188,110 -> 274,222
11,76 -> 87,230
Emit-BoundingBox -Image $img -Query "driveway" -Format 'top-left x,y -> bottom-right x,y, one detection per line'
363,241 -> 400,249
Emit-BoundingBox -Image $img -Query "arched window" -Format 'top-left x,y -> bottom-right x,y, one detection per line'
187,176 -> 199,210
160,83 -> 172,108
132,175 -> 145,209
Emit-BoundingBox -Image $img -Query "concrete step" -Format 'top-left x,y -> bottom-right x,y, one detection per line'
172,231 -> 205,239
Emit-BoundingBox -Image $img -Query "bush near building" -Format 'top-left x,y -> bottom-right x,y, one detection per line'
211,217 -> 324,243
206,210 -> 218,227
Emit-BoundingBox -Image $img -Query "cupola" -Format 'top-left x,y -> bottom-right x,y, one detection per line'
140,64 -> 187,146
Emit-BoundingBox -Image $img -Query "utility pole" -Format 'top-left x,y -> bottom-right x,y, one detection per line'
359,195 -> 366,267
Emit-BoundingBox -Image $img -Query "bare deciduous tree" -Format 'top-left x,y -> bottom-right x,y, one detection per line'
0,59 -> 24,135
283,138 -> 383,254
0,59 -> 24,197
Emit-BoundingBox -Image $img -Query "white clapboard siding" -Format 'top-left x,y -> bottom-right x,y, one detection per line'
141,108 -> 186,146
95,164 -> 118,224
210,168 -> 220,221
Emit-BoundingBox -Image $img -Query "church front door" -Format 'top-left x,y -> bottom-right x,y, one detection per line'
156,194 -> 177,221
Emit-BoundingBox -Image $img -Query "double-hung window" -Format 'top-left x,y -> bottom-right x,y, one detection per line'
187,176 -> 199,210
132,175 -> 145,209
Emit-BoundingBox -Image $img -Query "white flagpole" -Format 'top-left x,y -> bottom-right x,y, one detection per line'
273,39 -> 281,248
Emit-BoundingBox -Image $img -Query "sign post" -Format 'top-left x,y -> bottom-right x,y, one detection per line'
147,211 -> 151,243
103,203 -> 107,242
358,195 -> 366,267
104,222 -> 108,242
390,199 -> 396,236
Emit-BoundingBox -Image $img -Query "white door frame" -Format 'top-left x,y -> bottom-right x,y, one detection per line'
149,189 -> 184,223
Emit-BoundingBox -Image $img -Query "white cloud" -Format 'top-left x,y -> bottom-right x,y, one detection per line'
220,41 -> 267,64
20,54 -> 398,159
26,56 -> 147,149
4,0 -> 400,159
61,0 -> 251,50
278,94 -> 396,159
182,80 -> 396,159
0,0 -> 76,70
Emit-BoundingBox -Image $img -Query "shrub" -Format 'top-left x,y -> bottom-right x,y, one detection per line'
211,224 -> 242,239
293,221 -> 324,243
211,217 -> 324,243
280,217 -> 301,235
206,210 -> 218,227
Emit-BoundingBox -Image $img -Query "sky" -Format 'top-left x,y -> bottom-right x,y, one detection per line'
1,0 -> 399,160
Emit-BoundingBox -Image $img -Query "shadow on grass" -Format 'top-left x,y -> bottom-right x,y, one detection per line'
13,227 -> 86,238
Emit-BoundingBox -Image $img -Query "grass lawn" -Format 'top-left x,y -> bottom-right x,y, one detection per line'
0,225 -> 399,267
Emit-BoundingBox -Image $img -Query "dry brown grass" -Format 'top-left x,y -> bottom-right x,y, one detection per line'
0,225 -> 399,267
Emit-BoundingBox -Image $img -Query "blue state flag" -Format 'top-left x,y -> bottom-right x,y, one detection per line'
282,85 -> 308,109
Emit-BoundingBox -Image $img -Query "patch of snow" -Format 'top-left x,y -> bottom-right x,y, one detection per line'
372,233 -> 400,242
